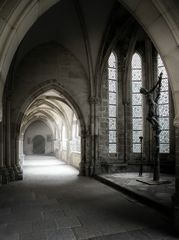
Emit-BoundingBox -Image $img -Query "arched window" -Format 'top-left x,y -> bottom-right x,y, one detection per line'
131,53 -> 143,153
62,124 -> 67,150
157,54 -> 170,153
71,114 -> 80,152
108,52 -> 117,153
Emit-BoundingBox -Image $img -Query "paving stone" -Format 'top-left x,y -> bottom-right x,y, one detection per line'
98,173 -> 175,209
55,216 -> 81,229
89,231 -> 133,240
0,232 -> 19,240
46,229 -> 76,240
0,208 -> 11,215
142,227 -> 177,240
7,221 -> 32,234
32,219 -> 57,232
0,224 -> 8,235
42,209 -> 65,220
0,156 -> 177,240
73,226 -> 102,239
128,229 -> 152,239
20,231 -> 47,240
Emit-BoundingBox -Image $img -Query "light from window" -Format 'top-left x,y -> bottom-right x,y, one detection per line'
132,53 -> 143,153
62,125 -> 67,150
70,114 -> 81,152
157,54 -> 170,153
108,52 -> 117,153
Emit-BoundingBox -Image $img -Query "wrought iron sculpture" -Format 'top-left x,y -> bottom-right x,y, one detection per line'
140,72 -> 163,181
139,136 -> 143,177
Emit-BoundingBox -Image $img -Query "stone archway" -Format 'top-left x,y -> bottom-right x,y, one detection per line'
16,82 -> 87,176
0,1 -> 179,121
33,135 -> 45,154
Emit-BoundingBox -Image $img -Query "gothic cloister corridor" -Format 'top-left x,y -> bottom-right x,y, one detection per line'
0,155 -> 177,240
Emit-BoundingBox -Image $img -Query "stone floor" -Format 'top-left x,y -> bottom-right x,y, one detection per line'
97,172 -> 175,211
0,155 -> 178,240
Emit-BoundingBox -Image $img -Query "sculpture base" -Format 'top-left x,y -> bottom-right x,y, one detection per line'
136,178 -> 171,185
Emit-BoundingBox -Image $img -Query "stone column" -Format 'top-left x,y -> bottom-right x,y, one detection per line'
94,99 -> 101,175
173,118 -> 179,232
18,134 -> 24,165
86,97 -> 94,176
0,122 -> 5,184
0,118 -> 9,184
79,129 -> 86,176
88,96 -> 100,176
6,100 -> 15,181
13,135 -> 23,181
0,122 -> 4,168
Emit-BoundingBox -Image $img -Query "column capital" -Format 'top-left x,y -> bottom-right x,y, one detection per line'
88,96 -> 100,105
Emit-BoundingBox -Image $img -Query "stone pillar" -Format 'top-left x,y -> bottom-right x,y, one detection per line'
79,129 -> 86,176
6,100 -> 15,181
0,122 -> 4,168
88,96 -> 100,176
0,122 -> 4,184
173,118 -> 179,232
0,119 -> 9,184
83,128 -> 91,176
94,101 -> 101,175
18,134 -> 24,166
13,135 -> 23,181
88,97 -> 95,176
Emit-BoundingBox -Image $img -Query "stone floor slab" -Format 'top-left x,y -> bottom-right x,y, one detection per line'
55,216 -> 81,229
46,229 -> 76,240
0,156 -> 177,240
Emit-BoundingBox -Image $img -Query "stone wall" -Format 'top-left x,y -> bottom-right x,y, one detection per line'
97,38 -> 175,174
23,120 -> 53,155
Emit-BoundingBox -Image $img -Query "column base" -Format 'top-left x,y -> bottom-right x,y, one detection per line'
83,164 -> 91,176
8,167 -> 16,181
93,164 -> 101,175
0,167 -> 9,184
13,165 -> 23,180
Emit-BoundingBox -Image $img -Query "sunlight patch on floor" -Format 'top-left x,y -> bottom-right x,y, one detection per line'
23,155 -> 79,176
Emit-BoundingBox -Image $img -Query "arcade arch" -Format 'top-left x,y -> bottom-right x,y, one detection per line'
19,89 -> 83,171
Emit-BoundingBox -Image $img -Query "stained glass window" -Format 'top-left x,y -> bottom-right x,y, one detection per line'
132,53 -> 143,153
157,54 -> 170,153
108,52 -> 117,153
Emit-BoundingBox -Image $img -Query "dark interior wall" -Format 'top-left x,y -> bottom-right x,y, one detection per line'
14,0 -> 117,75
10,44 -> 89,125
24,120 -> 53,155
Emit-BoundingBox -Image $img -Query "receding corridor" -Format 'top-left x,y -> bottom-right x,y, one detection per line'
0,156 -> 177,240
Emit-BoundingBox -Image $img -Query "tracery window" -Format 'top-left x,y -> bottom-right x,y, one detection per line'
157,54 -> 170,153
108,52 -> 117,153
131,53 -> 143,153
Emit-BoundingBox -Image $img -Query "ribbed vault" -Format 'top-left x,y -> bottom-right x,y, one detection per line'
19,89 -> 81,170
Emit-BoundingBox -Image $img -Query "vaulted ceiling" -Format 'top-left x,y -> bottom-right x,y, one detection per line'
1,0 -> 179,122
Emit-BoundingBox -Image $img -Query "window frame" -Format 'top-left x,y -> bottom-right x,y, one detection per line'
131,52 -> 143,153
108,51 -> 118,154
